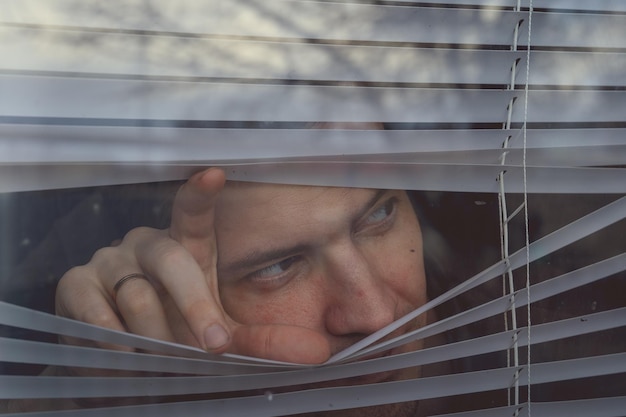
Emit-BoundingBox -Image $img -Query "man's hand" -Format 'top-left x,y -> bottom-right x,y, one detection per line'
56,168 -> 330,366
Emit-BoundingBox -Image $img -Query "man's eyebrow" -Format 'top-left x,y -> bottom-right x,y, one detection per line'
218,189 -> 389,277
220,244 -> 310,278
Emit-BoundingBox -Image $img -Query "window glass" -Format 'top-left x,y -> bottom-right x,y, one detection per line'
1,1 -> 625,415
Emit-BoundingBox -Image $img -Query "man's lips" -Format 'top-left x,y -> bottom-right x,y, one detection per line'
341,347 -> 405,385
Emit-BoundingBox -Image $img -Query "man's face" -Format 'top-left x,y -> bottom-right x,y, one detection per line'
213,183 -> 428,416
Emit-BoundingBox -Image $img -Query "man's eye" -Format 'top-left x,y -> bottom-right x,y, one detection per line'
354,198 -> 398,236
369,200 -> 394,222
250,257 -> 298,281
365,199 -> 396,225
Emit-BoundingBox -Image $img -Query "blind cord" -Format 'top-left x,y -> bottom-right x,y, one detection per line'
501,4 -> 525,408
522,1 -> 534,415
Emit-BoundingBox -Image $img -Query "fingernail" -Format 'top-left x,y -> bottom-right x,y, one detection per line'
204,324 -> 229,350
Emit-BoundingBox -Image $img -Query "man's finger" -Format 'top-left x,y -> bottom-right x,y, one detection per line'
56,265 -> 132,353
114,275 -> 176,344
169,168 -> 226,269
164,168 -> 233,351
230,325 -> 331,365
84,243 -> 177,347
131,230 -> 231,352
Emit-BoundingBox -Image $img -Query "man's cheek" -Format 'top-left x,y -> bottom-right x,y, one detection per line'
377,248 -> 426,306
222,290 -> 321,328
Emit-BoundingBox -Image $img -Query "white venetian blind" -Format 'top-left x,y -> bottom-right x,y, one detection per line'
0,0 -> 625,416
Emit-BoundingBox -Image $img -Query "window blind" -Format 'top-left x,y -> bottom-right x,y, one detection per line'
1,0 -> 625,416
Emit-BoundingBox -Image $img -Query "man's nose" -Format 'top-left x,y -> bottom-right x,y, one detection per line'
322,241 -> 396,336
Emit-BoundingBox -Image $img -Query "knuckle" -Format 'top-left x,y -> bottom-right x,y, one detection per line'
56,268 -> 87,317
91,245 -> 121,264
152,241 -> 190,268
81,307 -> 121,330
56,265 -> 96,301
56,267 -> 121,330
124,226 -> 158,242
58,265 -> 87,288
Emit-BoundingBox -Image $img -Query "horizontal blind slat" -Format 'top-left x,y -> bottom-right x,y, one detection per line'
3,126 -> 517,163
2,1 -> 524,45
531,0 -> 626,12
379,0 -> 626,12
3,125 -> 626,163
4,128 -> 625,166
3,164 -> 626,193
318,146 -> 626,167
0,75 -> 518,123
0,27 -> 523,85
432,397 -> 626,417
0,337 -> 293,377
5,75 -> 623,123
222,164 -> 626,194
515,90 -> 626,123
528,51 -> 626,87
519,12 -> 626,49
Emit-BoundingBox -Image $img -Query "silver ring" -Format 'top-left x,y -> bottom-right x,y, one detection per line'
113,273 -> 149,297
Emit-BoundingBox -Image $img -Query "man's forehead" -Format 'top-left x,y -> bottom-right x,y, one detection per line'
218,181 -> 356,208
213,184 -> 397,274
213,183 -> 387,238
